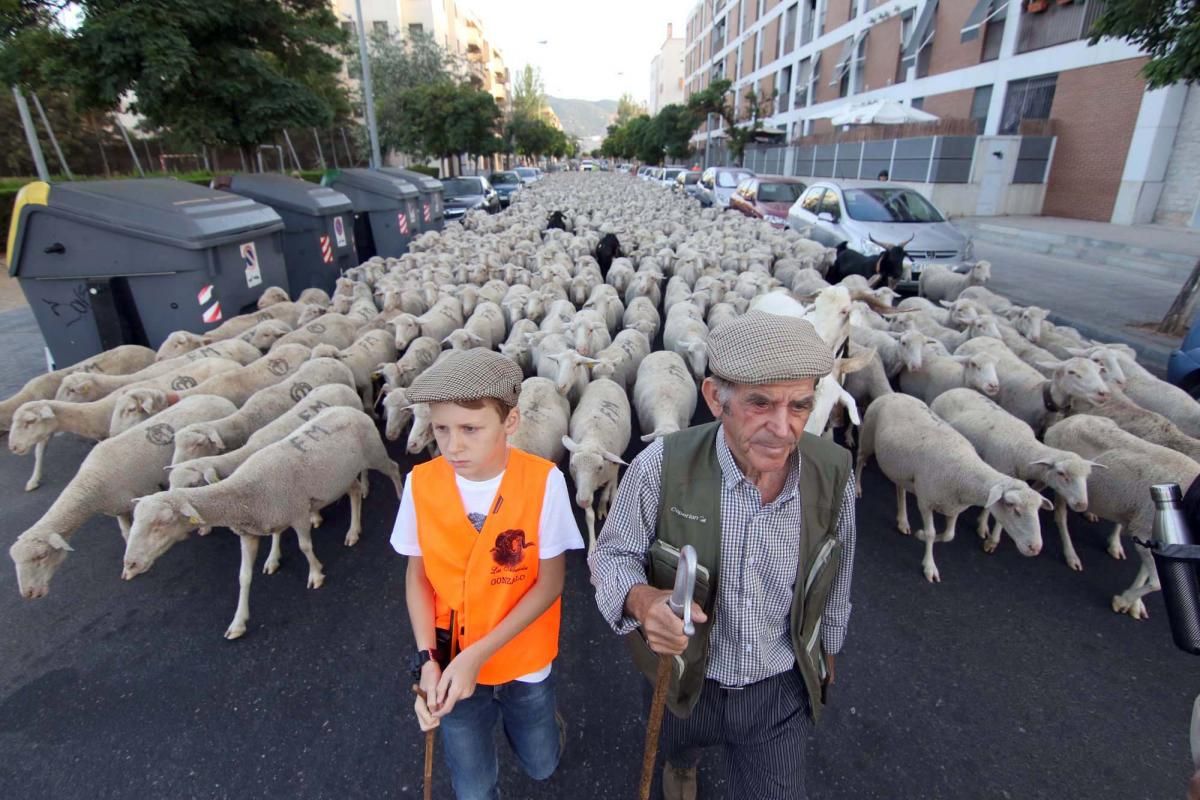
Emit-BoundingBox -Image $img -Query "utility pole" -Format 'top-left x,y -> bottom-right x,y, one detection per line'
114,116 -> 145,177
352,0 -> 383,169
30,92 -> 73,180
12,87 -> 50,181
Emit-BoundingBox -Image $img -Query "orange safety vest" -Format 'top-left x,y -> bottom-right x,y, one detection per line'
412,448 -> 561,685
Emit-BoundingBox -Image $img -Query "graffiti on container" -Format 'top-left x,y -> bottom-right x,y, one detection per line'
42,285 -> 91,328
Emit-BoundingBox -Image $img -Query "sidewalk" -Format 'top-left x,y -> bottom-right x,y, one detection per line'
958,216 -> 1200,377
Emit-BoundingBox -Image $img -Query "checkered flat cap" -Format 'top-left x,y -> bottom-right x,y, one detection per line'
405,349 -> 523,406
707,310 -> 834,384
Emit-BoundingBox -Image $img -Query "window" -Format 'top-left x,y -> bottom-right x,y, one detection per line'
981,9 -> 1005,61
999,74 -> 1057,134
970,85 -> 993,133
373,20 -> 388,36
911,96 -> 925,110
849,0 -> 859,19
852,33 -> 868,94
895,10 -> 914,83
713,18 -> 727,51
758,181 -> 805,202
801,0 -> 816,45
819,190 -> 842,218
784,4 -> 798,55
843,188 -> 945,222
754,30 -> 762,70
794,57 -> 812,108
900,0 -> 937,78
800,186 -> 824,213
778,65 -> 792,113
718,170 -> 753,187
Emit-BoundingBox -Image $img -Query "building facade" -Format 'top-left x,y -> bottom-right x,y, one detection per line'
682,0 -> 1198,226
649,24 -> 686,115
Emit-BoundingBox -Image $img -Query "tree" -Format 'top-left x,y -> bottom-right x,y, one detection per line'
685,78 -> 775,166
50,0 -> 348,166
511,64 -> 547,121
656,103 -> 699,163
378,81 -> 501,176
1090,1 -> 1200,334
507,113 -> 558,161
614,92 -> 645,127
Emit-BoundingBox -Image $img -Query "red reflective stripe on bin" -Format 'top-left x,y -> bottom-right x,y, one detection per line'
197,285 -> 214,305
202,302 -> 223,324
320,235 -> 333,264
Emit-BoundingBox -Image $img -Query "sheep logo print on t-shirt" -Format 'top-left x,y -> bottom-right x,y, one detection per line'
490,529 -> 534,569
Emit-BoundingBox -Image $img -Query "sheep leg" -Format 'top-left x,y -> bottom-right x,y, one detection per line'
1111,545 -> 1159,620
584,506 -> 596,552
976,509 -> 991,541
263,534 -> 283,575
362,385 -> 376,419
916,499 -> 940,583
225,534 -> 261,640
1107,523 -> 1126,560
895,484 -> 911,535
345,485 -> 363,547
845,424 -> 856,449
24,440 -> 46,492
310,510 -> 323,529
1055,498 -> 1083,572
117,514 -> 132,542
983,518 -> 1004,554
597,479 -> 615,521
937,512 -> 959,543
359,469 -> 370,500
294,522 -> 325,589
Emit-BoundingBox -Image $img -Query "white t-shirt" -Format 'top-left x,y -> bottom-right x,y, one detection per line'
391,460 -> 584,683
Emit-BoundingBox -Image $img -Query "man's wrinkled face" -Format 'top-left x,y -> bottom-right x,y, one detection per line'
702,377 -> 816,476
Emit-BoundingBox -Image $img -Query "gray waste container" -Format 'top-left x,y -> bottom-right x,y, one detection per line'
380,168 -> 444,232
324,168 -> 417,260
8,179 -> 286,367
223,174 -> 356,297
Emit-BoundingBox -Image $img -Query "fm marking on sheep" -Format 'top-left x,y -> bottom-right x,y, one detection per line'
297,400 -> 331,422
170,376 -> 198,391
266,359 -> 289,376
287,423 -> 332,453
598,399 -> 623,424
145,423 -> 175,446
290,382 -> 313,403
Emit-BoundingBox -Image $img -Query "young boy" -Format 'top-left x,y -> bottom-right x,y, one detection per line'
390,349 -> 584,800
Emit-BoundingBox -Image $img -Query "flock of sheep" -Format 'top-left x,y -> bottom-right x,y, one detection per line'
3,171 -> 1198,640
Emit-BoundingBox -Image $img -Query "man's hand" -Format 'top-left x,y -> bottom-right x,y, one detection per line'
413,661 -> 441,731
823,653 -> 836,687
432,645 -> 485,718
626,584 -> 707,656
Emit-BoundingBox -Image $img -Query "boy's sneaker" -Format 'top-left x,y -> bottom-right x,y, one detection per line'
663,762 -> 697,800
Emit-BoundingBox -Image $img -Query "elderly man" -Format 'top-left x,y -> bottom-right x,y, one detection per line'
588,311 -> 857,800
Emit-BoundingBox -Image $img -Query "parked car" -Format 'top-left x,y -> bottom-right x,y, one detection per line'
581,160 -> 596,171
441,176 -> 500,219
699,166 -> 756,209
788,181 -> 973,292
674,170 -> 703,200
729,175 -> 806,228
659,167 -> 685,188
637,166 -> 657,181
488,171 -> 522,206
1169,323 -> 1200,397
514,167 -> 539,185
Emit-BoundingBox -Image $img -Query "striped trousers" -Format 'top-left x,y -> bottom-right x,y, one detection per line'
656,667 -> 813,800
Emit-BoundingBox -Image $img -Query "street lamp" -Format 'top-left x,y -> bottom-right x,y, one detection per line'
346,1 -> 382,169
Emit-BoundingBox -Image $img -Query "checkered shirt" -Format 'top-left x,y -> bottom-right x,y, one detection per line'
588,426 -> 857,687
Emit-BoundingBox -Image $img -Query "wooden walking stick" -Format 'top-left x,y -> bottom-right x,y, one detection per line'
638,544 -> 698,800
411,686 -> 435,800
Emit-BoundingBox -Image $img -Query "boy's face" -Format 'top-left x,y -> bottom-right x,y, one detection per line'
430,401 -> 520,481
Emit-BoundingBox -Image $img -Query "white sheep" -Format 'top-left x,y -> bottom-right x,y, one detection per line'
297,287 -> 332,308
443,301 -> 506,351
931,388 -> 1098,569
590,329 -> 651,393
856,393 -> 1050,583
497,320 -> 540,375
919,261 -> 991,303
850,325 -> 926,377
622,296 -> 661,341
662,307 -> 709,382
387,336 -> 442,388
123,407 -> 403,639
509,377 -> 571,464
898,350 -> 1001,405
1066,387 -> 1200,464
633,351 -> 698,443
582,285 -> 624,336
56,341 -> 259,403
1094,349 -> 1200,438
270,313 -> 360,351
567,308 -> 612,358
256,286 -> 291,308
8,395 -> 236,599
172,358 -> 355,463
562,378 -> 631,549
313,329 -> 397,410
957,286 -> 1014,315
415,296 -> 465,342
1044,414 -> 1200,619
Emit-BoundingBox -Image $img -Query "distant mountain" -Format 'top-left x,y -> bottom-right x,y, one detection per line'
546,96 -> 618,141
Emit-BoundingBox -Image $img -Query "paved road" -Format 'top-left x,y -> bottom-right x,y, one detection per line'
975,241 -> 1182,376
0,307 -> 1196,799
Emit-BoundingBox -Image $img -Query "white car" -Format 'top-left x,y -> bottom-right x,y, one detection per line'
699,166 -> 756,209
659,167 -> 684,188
581,161 -> 596,171
514,167 -> 539,185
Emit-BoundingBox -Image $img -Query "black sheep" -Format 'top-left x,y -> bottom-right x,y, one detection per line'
828,234 -> 913,286
546,211 -> 567,231
595,233 -> 622,278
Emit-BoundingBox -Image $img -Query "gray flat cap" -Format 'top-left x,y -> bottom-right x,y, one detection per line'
405,349 -> 524,406
707,310 -> 834,384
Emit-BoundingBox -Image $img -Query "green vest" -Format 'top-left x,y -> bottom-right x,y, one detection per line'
625,422 -> 850,723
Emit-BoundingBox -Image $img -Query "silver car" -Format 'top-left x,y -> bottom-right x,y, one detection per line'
699,166 -> 756,209
787,181 -> 973,291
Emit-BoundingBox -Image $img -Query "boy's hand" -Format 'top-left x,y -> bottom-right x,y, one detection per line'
433,646 -> 485,718
414,662 -> 441,731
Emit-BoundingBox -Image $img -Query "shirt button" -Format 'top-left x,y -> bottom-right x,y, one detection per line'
744,644 -> 753,653
747,557 -> 755,565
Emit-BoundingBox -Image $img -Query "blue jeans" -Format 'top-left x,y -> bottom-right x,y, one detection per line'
438,672 -> 563,800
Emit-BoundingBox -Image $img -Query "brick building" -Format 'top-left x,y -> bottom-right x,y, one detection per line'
682,0 -> 1199,227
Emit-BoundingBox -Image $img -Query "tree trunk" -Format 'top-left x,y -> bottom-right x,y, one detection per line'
1159,256 -> 1200,336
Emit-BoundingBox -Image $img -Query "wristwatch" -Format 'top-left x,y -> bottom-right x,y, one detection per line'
410,648 -> 439,680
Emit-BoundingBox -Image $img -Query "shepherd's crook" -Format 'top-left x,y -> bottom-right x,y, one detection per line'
411,685 -> 435,800
638,544 -> 697,800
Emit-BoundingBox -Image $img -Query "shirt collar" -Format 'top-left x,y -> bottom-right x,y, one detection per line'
715,424 -> 801,502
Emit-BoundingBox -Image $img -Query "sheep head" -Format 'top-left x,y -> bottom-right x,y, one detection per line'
985,482 -> 1049,556
109,389 -> 171,437
382,388 -> 414,441
122,492 -> 203,579
1067,346 -> 1127,389
256,286 -> 290,309
56,373 -> 102,402
156,330 -> 206,361
173,424 -> 225,464
1039,357 -> 1110,406
242,319 -> 292,351
10,524 -> 76,598
561,436 -> 625,509
9,402 -> 58,455
296,304 -> 326,326
1028,454 -> 1094,514
958,353 -> 1000,397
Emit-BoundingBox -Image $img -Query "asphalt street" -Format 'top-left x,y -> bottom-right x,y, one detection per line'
0,304 -> 1198,800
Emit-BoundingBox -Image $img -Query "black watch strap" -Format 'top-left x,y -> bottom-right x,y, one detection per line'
410,648 -> 437,679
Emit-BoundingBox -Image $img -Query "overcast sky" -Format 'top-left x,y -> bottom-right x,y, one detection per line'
471,0 -> 696,104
